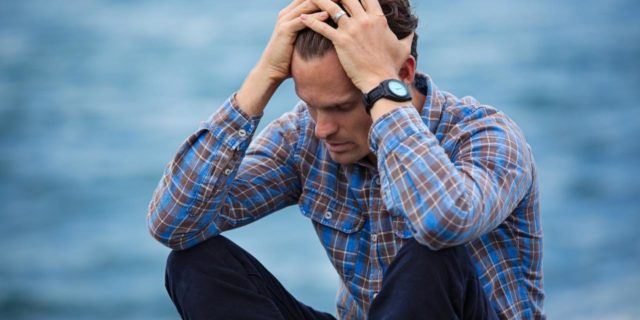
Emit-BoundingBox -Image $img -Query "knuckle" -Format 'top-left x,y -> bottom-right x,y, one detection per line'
359,17 -> 373,28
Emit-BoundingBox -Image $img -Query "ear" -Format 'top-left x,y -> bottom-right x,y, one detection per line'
398,55 -> 416,86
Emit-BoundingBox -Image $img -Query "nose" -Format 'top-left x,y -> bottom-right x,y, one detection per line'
314,113 -> 338,140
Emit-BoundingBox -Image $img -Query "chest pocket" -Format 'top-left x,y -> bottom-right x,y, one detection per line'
299,188 -> 364,281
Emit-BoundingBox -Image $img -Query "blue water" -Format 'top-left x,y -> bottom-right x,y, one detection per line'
1,0 -> 639,318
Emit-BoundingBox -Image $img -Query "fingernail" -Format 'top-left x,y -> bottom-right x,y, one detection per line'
301,14 -> 308,20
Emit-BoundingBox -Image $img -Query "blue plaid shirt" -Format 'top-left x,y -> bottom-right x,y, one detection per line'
148,73 -> 544,319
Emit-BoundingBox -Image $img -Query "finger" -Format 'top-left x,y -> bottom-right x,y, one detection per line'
300,13 -> 340,41
309,0 -> 349,23
280,0 -> 306,17
286,11 -> 329,32
282,0 -> 320,21
361,0 -> 384,15
340,0 -> 365,18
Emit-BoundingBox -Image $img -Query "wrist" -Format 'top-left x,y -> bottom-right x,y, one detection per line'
359,73 -> 399,94
255,53 -> 297,85
254,60 -> 287,88
363,79 -> 412,116
236,66 -> 282,116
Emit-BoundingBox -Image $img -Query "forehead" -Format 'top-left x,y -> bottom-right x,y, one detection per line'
291,50 -> 360,108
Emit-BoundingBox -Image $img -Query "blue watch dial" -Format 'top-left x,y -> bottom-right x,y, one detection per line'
388,80 -> 408,96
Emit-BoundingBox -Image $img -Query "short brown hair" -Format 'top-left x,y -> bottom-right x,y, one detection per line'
295,0 -> 419,61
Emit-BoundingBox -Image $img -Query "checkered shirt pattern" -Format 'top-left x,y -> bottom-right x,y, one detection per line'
148,73 -> 544,319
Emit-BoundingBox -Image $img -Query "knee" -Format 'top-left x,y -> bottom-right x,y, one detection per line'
395,240 -> 473,276
166,235 -> 235,280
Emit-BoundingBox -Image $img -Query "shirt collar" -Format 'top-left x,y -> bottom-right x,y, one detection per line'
414,72 -> 444,135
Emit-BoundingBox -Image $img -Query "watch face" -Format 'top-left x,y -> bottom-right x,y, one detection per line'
388,80 -> 409,97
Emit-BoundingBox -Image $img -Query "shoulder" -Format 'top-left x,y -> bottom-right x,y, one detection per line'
436,91 -> 525,141
435,90 -> 533,166
439,92 -> 498,126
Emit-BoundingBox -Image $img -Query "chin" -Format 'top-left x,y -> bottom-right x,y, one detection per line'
329,152 -> 363,165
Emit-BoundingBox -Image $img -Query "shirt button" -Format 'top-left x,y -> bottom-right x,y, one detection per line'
375,177 -> 381,186
371,234 -> 378,242
324,211 -> 333,220
238,129 -> 247,137
223,168 -> 232,175
373,292 -> 379,299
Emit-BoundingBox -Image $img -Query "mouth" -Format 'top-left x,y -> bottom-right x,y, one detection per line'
325,141 -> 352,153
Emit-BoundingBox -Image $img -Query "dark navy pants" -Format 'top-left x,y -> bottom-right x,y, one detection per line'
165,236 -> 498,319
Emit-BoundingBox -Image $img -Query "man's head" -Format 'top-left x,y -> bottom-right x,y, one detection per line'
291,0 -> 419,165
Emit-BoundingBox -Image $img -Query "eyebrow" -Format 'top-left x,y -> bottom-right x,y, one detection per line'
306,97 -> 356,110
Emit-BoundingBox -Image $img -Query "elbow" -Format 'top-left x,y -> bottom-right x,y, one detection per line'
147,220 -> 198,251
148,227 -> 175,249
146,184 -> 196,251
146,205 -> 218,251
412,235 -> 447,251
412,223 -> 472,251
146,214 -> 183,250
412,224 -> 461,251
147,203 -> 192,251
411,195 -> 481,250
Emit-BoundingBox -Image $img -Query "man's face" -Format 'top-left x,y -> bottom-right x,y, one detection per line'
291,49 -> 373,165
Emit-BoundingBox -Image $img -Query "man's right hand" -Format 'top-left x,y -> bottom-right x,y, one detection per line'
235,0 -> 330,116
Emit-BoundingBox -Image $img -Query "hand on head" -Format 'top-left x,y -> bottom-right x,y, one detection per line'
236,0 -> 414,116
300,0 -> 415,93
258,0 -> 334,83
235,0 -> 337,115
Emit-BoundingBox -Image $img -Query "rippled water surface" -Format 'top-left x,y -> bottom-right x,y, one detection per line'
1,0 -> 639,318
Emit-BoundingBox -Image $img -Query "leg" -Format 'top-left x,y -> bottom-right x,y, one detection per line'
368,240 -> 498,320
165,235 -> 336,320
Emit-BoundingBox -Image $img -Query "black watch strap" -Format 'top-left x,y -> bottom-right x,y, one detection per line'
363,79 -> 412,114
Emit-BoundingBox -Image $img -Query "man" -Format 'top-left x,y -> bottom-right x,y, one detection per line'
147,0 -> 544,319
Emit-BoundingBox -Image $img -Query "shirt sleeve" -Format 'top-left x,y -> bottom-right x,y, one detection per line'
147,96 -> 302,250
369,106 -> 533,250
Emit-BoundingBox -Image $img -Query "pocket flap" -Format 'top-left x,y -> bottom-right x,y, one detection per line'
299,189 -> 364,233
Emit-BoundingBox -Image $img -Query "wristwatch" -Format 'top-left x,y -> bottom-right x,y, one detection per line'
362,79 -> 412,114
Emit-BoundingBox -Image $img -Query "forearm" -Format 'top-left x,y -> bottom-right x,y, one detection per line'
236,1 -> 330,116
235,63 -> 282,117
369,98 -> 409,122
371,107 -> 532,249
147,98 -> 260,250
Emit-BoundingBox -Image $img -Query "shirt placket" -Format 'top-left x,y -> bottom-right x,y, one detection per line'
368,174 -> 384,299
345,163 -> 384,306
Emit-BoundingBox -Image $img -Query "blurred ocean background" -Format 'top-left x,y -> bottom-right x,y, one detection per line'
1,0 -> 638,318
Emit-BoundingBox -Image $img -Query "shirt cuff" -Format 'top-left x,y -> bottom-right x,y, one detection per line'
200,93 -> 262,150
369,106 -> 430,156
